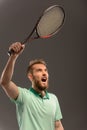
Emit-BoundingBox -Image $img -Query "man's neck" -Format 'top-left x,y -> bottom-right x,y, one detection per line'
32,86 -> 46,97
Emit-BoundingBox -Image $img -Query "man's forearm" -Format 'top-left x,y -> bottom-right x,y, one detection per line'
55,121 -> 64,130
55,126 -> 64,130
0,55 -> 17,86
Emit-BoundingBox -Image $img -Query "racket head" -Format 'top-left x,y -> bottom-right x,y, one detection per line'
36,5 -> 65,38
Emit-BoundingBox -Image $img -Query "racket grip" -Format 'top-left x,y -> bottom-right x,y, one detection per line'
7,49 -> 15,56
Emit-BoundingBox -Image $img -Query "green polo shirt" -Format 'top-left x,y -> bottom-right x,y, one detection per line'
11,87 -> 62,130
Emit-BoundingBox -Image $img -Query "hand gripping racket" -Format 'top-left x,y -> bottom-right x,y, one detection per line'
8,5 -> 65,56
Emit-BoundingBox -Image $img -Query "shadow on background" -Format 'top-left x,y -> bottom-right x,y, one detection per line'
0,0 -> 87,130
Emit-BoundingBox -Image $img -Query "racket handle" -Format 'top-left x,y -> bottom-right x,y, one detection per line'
7,49 -> 15,56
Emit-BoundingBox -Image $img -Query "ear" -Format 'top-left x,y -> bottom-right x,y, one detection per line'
27,73 -> 33,82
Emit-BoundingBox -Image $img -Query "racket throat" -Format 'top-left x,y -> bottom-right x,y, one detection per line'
22,31 -> 39,44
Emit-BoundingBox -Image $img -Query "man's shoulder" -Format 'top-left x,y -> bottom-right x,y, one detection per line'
48,92 -> 58,99
18,86 -> 31,94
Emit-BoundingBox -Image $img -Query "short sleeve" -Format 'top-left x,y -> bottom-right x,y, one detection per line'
10,87 -> 27,104
55,96 -> 63,121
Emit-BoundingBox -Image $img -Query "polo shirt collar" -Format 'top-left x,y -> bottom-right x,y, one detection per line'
29,87 -> 49,99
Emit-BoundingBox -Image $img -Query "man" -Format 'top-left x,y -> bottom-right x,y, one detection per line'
0,42 -> 64,130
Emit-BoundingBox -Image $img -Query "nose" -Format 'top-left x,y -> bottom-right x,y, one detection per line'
42,73 -> 46,76
42,70 -> 48,76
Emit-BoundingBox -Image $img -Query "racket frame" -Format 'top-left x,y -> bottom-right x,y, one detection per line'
22,5 -> 65,44
8,5 -> 65,56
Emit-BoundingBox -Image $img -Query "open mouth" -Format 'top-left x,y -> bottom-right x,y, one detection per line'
41,77 -> 47,82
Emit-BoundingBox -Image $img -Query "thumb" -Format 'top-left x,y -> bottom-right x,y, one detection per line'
21,44 -> 25,50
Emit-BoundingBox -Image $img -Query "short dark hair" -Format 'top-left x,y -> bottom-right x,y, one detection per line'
27,59 -> 47,74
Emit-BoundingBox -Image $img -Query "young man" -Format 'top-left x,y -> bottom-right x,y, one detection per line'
0,42 -> 64,130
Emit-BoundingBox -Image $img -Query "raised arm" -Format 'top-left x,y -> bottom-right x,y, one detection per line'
0,42 -> 25,99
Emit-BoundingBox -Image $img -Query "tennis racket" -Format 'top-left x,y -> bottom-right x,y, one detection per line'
8,5 -> 65,56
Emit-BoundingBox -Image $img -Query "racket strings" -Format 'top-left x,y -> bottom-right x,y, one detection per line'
37,6 -> 65,37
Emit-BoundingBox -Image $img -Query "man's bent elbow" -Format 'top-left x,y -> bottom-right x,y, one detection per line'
0,78 -> 8,88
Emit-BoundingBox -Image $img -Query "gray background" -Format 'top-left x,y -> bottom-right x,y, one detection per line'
0,0 -> 87,130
